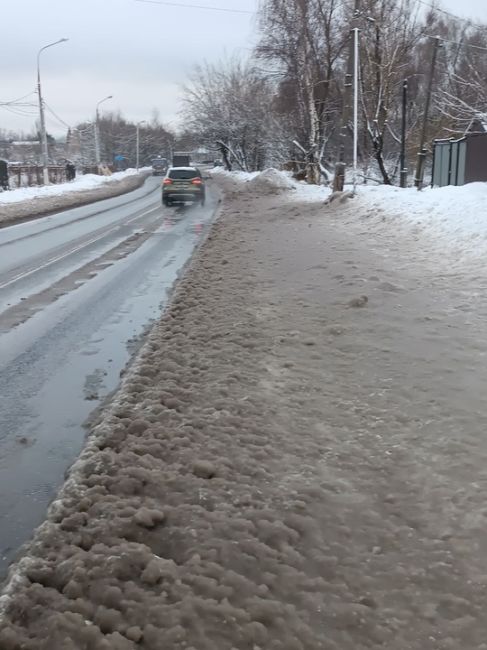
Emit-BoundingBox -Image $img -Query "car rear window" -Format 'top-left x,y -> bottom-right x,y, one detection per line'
168,169 -> 199,179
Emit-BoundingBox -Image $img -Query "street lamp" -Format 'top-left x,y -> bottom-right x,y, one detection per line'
37,38 -> 68,185
136,120 -> 146,171
351,14 -> 374,192
94,95 -> 113,166
352,26 -> 359,191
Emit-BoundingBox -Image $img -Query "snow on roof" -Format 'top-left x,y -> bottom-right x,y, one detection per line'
466,113 -> 487,133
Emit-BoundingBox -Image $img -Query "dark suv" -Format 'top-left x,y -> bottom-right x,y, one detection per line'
162,167 -> 205,206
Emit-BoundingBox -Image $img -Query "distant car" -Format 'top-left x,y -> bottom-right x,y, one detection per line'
172,152 -> 191,167
151,158 -> 168,176
213,159 -> 223,167
162,166 -> 205,206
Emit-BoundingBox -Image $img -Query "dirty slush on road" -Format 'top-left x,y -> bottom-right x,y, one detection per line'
2,172 -> 487,649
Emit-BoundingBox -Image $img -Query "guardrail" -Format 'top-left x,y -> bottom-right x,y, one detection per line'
6,165 -> 67,189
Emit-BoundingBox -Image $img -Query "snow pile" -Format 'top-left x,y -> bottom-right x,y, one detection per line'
209,167 -> 259,193
0,169 -> 143,205
211,167 -> 296,194
247,168 -> 295,193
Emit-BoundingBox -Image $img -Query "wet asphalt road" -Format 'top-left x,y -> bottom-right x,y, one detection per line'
0,176 -> 218,578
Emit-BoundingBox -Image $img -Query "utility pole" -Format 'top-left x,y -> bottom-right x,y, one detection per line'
94,95 -> 113,167
37,66 -> 49,186
414,36 -> 441,189
94,117 -> 100,167
333,0 -> 360,192
400,79 -> 408,188
78,130 -> 84,167
136,120 -> 146,171
37,38 -> 68,185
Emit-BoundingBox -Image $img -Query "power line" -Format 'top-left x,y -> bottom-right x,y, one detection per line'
44,102 -> 72,129
425,33 -> 487,52
417,0 -> 487,31
0,90 -> 37,106
0,104 -> 38,118
135,0 -> 253,14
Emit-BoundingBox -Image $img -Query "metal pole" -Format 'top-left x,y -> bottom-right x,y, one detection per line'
78,130 -> 84,167
94,108 -> 100,166
333,0 -> 361,192
36,39 -> 68,185
136,124 -> 140,171
136,120 -> 147,171
400,79 -> 408,188
94,95 -> 113,168
352,27 -> 359,191
415,36 -> 441,189
37,59 -> 49,185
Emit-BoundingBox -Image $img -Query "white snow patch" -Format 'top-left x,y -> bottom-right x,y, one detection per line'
291,180 -> 487,261
247,168 -> 295,193
0,168 -> 145,205
210,168 -> 260,183
212,167 -> 297,193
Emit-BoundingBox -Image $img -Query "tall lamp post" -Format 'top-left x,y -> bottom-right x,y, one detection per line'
352,26 -> 360,192
94,95 -> 113,166
37,38 -> 68,185
136,120 -> 146,171
400,79 -> 408,188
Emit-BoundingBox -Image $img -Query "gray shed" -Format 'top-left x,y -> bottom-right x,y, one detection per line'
432,131 -> 487,187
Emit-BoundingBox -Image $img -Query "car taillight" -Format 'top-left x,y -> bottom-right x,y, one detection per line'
191,178 -> 202,185
163,178 -> 173,185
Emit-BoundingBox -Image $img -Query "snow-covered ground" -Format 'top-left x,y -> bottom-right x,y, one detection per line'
0,168 -> 149,205
214,167 -> 487,263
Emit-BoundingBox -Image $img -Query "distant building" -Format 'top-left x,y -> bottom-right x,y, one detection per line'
0,140 -> 41,163
0,138 -> 67,164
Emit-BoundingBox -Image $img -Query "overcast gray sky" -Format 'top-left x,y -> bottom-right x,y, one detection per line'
443,0 -> 486,18
0,0 -> 258,136
0,0 -> 486,137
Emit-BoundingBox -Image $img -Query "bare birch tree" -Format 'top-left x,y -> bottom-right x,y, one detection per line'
256,0 -> 347,182
183,59 -> 285,171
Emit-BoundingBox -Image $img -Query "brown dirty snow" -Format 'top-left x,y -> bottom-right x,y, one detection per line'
2,175 -> 487,649
0,173 -> 149,228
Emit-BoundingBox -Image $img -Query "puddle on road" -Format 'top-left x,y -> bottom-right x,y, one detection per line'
0,200 -> 216,580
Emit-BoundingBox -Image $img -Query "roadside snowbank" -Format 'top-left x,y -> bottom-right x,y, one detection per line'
341,183 -> 487,263
0,170 -> 151,228
0,169 -> 147,205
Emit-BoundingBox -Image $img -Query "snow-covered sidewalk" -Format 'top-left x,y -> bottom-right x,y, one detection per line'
214,167 -> 487,265
0,169 -> 151,227
2,171 -> 487,648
